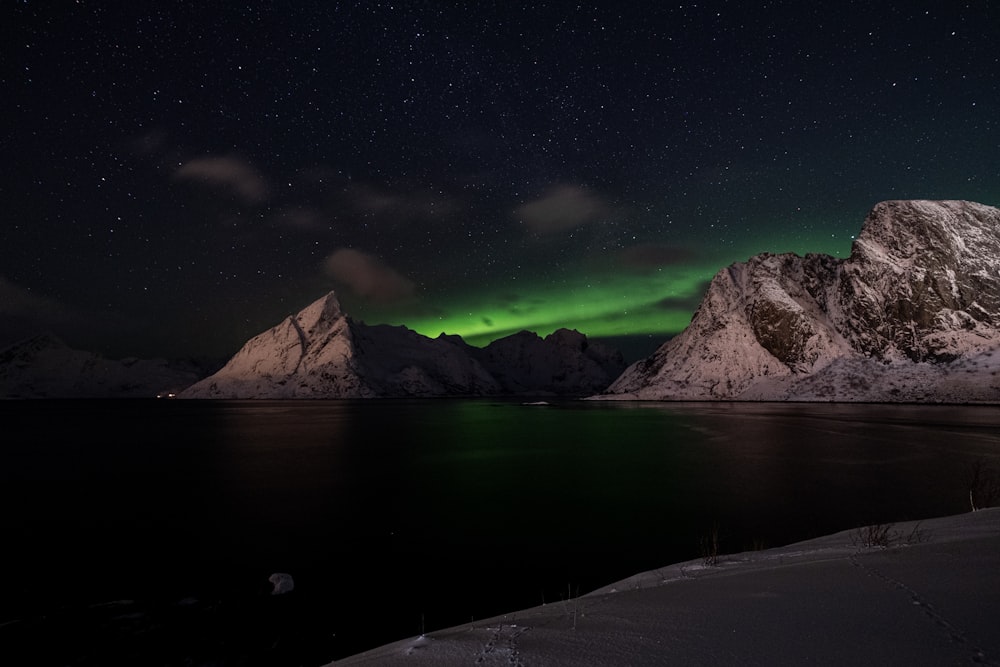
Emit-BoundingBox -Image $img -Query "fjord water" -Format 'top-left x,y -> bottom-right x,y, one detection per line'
2,399 -> 998,663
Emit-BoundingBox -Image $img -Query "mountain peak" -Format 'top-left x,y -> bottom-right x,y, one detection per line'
842,199 -> 1000,362
603,199 -> 1000,402
181,294 -> 627,398
294,291 -> 346,337
0,332 -> 69,358
851,200 -> 1000,271
544,328 -> 587,350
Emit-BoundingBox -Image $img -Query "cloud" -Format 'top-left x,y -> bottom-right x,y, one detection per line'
655,280 -> 713,311
342,183 -> 462,222
617,243 -> 699,271
270,206 -> 326,231
349,184 -> 400,214
128,129 -> 169,156
0,277 -> 134,350
515,185 -> 609,235
0,277 -> 87,327
174,156 -> 269,204
322,248 -> 416,302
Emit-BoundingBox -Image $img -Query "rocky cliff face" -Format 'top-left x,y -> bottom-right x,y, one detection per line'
602,200 -> 1000,402
179,292 -> 626,398
836,200 -> 1000,363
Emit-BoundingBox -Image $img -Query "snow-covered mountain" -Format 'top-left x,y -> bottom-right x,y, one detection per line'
15,199 -> 996,403
0,334 -> 208,398
601,200 -> 1000,402
179,292 -> 626,398
472,327 -> 627,396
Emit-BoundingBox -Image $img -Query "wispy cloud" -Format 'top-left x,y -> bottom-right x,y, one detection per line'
270,206 -> 327,232
655,281 -> 712,311
0,277 -> 78,326
515,185 -> 609,235
128,128 -> 169,156
0,277 -> 134,349
341,183 -> 463,222
174,156 -> 269,205
617,243 -> 699,271
322,248 -> 416,302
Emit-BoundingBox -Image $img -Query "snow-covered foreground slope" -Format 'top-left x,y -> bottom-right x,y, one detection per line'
330,508 -> 1000,666
601,200 -> 1000,402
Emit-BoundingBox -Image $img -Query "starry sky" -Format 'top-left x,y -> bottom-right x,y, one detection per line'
3,1 -> 998,362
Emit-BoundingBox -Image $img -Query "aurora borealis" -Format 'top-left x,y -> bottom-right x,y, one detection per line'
4,2 -> 998,361
394,223 -> 855,349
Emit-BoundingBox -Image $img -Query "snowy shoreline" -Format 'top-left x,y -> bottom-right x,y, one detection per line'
329,509 -> 1000,666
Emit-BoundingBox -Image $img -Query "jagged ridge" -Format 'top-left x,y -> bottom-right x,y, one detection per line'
179,292 -> 626,398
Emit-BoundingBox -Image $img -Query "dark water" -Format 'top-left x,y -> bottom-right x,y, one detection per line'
1,399 -> 998,665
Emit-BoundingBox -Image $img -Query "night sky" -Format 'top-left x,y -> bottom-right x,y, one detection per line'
4,2 -> 998,362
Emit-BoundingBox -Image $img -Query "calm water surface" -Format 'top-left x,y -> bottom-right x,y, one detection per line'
2,399 -> 998,664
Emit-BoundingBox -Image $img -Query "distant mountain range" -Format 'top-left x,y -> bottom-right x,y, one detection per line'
0,333 -> 210,399
178,293 -> 627,398
0,308 -> 627,399
4,199 -> 1000,402
601,199 -> 1000,402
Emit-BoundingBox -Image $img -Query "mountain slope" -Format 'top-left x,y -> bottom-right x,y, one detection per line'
180,292 -> 626,398
472,328 -> 626,395
179,292 -> 500,398
0,334 -> 207,398
602,200 -> 1000,402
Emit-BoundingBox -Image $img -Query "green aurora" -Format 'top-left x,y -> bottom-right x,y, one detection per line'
369,227 -> 856,350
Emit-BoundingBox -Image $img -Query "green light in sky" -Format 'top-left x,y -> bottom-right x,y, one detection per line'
356,228 -> 855,348
394,261 -> 717,346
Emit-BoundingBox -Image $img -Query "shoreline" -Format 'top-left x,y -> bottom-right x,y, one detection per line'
329,509 -> 1000,666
